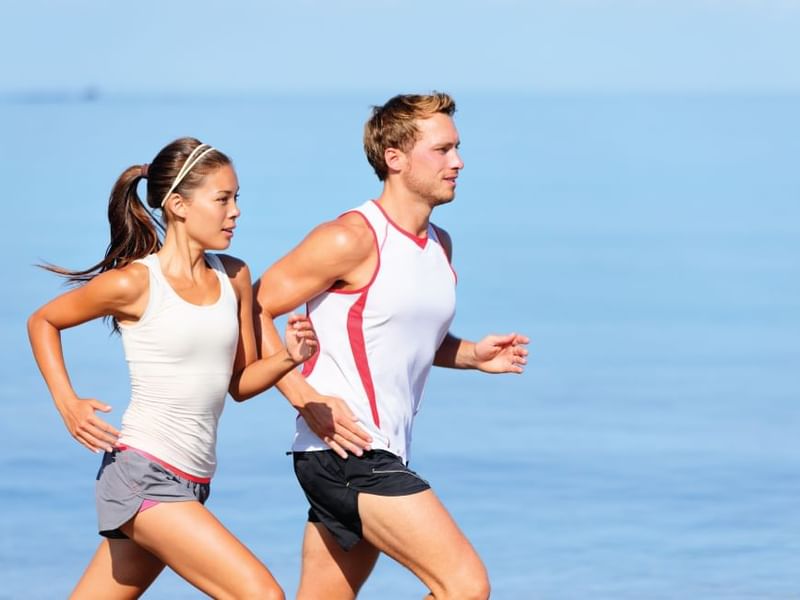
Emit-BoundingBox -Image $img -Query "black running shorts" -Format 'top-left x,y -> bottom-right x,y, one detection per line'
293,449 -> 430,550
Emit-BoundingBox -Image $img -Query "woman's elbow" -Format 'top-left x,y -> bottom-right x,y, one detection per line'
228,381 -> 255,403
27,310 -> 45,340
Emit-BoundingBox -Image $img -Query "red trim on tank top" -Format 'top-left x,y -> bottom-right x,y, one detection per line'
326,210 -> 382,295
347,292 -> 380,427
371,200 -> 428,249
116,445 -> 211,484
430,223 -> 458,284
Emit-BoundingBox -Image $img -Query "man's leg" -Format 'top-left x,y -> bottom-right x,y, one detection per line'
359,490 -> 490,600
296,522 -> 380,600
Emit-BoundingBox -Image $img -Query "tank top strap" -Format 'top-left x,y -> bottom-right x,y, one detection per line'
133,253 -> 159,270
133,253 -> 167,286
119,254 -> 164,329
352,200 -> 390,249
204,253 -> 237,304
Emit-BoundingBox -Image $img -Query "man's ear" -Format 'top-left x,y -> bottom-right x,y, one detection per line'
384,147 -> 406,174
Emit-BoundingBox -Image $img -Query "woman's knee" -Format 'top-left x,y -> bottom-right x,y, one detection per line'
234,568 -> 285,600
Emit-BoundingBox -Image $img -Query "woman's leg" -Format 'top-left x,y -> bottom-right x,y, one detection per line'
70,538 -> 165,599
120,500 -> 284,600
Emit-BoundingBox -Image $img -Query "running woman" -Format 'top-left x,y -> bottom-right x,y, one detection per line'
28,137 -> 315,599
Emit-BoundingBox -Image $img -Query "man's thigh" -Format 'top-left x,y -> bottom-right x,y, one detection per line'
358,489 -> 489,597
294,449 -> 430,551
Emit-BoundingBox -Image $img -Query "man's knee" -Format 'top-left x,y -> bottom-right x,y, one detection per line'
439,563 -> 490,600
455,574 -> 490,600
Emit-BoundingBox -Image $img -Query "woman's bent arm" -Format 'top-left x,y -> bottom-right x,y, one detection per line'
27,265 -> 148,452
223,257 -> 316,402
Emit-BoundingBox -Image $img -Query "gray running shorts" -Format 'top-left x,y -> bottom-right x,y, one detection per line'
95,449 -> 210,539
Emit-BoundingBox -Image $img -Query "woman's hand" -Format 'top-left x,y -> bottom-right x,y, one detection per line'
59,395 -> 120,453
284,314 -> 318,365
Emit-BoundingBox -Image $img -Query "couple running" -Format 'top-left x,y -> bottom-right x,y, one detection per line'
28,92 -> 529,599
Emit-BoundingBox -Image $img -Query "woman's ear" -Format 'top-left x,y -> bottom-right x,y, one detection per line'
164,193 -> 189,220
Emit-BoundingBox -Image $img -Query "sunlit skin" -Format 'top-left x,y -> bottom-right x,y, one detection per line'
255,106 -> 529,600
379,113 -> 465,236
27,158 -> 317,599
399,113 -> 464,209
167,164 -> 241,254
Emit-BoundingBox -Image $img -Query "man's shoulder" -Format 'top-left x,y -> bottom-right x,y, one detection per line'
307,211 -> 376,258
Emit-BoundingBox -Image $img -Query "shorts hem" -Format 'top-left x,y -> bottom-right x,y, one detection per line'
98,496 -> 200,539
349,485 -> 430,497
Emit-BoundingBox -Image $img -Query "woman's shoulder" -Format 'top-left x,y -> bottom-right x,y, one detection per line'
212,253 -> 249,277
77,261 -> 150,313
96,261 -> 149,294
212,254 -> 251,298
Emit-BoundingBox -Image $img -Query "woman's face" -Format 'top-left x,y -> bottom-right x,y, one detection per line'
180,164 -> 240,250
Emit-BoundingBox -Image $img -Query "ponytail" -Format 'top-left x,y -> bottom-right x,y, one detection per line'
41,137 -> 230,287
40,165 -> 162,284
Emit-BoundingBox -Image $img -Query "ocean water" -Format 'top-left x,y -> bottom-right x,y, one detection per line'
1,93 -> 798,599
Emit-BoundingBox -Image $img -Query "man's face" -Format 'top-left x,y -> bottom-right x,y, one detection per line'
402,113 -> 464,206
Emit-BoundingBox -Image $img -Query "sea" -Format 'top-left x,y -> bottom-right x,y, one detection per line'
0,92 -> 798,599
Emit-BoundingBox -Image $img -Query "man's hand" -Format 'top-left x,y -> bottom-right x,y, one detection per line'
296,391 -> 373,458
473,333 -> 530,374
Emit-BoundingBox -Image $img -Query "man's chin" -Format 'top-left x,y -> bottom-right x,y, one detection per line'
432,193 -> 456,207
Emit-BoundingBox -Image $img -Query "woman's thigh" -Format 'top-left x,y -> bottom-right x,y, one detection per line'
121,500 -> 283,600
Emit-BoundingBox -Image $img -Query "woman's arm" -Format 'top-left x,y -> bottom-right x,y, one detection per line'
27,265 -> 149,452
224,257 -> 316,402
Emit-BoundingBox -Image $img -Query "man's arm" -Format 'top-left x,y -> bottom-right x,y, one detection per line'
254,213 -> 375,457
434,332 -> 529,373
431,224 -> 529,373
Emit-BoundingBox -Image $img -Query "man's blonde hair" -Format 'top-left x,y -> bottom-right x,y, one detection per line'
363,92 -> 456,181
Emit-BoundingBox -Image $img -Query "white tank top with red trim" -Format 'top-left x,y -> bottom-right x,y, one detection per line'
294,200 -> 457,463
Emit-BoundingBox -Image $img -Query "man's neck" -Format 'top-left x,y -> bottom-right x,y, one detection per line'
375,184 -> 433,238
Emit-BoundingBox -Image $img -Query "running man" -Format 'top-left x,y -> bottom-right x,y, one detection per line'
255,93 -> 529,599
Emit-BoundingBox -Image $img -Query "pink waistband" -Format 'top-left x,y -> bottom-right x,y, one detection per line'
116,445 -> 211,484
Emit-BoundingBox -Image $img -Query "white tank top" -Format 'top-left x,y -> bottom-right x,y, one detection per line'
118,253 -> 239,479
294,200 -> 457,463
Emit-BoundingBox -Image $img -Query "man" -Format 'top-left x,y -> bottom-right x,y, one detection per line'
256,92 -> 528,599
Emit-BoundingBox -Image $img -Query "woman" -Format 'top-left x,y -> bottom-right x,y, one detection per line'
28,137 -> 311,599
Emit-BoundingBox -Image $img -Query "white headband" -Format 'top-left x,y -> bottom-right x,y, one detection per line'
160,143 -> 216,208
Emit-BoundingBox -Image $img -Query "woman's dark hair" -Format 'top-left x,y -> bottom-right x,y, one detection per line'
43,137 -> 231,283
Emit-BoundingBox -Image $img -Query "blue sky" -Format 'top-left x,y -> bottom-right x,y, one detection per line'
3,0 -> 799,94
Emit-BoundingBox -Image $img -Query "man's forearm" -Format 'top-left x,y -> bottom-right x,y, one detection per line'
433,332 -> 477,369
